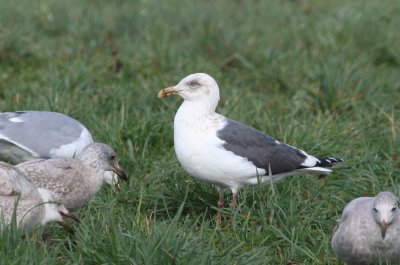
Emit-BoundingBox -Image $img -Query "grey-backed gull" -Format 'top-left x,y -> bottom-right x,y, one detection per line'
332,191 -> 400,265
0,111 -> 125,186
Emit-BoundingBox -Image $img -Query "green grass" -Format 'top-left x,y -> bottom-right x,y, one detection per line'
1,0 -> 400,264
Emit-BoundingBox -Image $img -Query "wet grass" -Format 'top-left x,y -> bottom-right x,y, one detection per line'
0,0 -> 399,264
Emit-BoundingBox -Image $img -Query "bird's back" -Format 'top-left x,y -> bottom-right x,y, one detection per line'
0,111 -> 93,163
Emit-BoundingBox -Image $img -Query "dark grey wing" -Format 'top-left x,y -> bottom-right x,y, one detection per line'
0,111 -> 93,157
217,119 -> 307,174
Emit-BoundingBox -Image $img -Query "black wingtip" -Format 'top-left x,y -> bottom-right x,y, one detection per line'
316,157 -> 344,167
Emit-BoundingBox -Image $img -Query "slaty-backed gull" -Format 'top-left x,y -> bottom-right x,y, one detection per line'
158,73 -> 343,223
16,143 -> 126,211
332,191 -> 400,265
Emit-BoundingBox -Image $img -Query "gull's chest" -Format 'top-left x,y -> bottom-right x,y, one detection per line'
173,118 -> 221,160
341,218 -> 400,262
172,112 -> 226,173
170,109 -> 265,190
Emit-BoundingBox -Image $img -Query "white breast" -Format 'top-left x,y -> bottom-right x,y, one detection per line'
173,106 -> 262,192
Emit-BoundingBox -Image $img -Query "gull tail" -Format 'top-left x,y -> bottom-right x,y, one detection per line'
297,156 -> 347,175
296,166 -> 333,175
315,157 -> 344,168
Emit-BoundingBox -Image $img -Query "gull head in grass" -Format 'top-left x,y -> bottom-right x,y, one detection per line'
159,73 -> 343,223
37,188 -> 80,233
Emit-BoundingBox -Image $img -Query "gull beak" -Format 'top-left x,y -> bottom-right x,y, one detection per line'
110,172 -> 121,192
58,211 -> 80,234
112,162 -> 128,181
380,220 -> 389,239
58,221 -> 75,234
158,86 -> 180,98
114,182 -> 121,192
60,211 -> 81,224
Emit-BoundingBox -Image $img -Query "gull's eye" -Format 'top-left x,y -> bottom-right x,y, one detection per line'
373,207 -> 378,212
110,155 -> 115,160
189,80 -> 200,87
392,207 -> 397,212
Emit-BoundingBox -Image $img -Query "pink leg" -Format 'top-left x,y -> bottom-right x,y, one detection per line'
229,193 -> 237,208
217,189 -> 224,224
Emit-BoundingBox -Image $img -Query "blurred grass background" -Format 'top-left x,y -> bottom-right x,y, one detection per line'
0,0 -> 399,264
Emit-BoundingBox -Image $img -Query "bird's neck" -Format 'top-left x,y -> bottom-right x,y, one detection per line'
74,161 -> 105,189
77,153 -> 106,172
176,100 -> 217,121
173,100 -> 224,143
394,212 -> 400,222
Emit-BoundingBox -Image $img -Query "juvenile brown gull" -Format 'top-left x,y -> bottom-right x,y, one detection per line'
0,111 -> 125,186
158,73 -> 343,223
16,143 -> 126,211
332,191 -> 400,265
0,162 -> 77,231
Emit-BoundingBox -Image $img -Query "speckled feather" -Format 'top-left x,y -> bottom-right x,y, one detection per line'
16,143 -> 117,211
17,159 -> 102,211
0,162 -> 45,229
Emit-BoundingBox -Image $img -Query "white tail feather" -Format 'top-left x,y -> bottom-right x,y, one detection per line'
296,167 -> 332,175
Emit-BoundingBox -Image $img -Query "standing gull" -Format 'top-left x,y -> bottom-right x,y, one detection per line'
0,162 -> 77,231
158,73 -> 343,222
0,111 -> 125,185
332,191 -> 400,265
16,143 -> 126,211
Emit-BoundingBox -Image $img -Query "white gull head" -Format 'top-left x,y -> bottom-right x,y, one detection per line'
159,73 -> 220,114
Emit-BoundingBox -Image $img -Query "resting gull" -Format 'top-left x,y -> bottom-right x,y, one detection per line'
0,162 -> 78,231
332,191 -> 400,265
0,111 -> 124,186
16,143 -> 126,211
158,73 -> 343,222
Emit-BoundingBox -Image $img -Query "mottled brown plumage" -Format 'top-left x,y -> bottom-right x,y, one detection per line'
0,162 -> 70,230
16,143 -> 126,211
